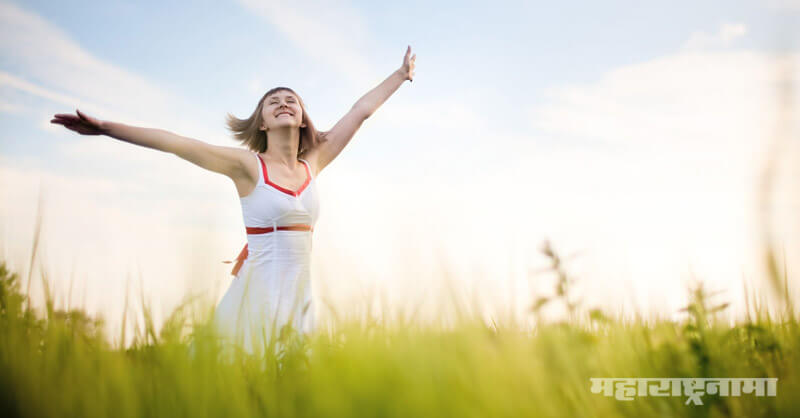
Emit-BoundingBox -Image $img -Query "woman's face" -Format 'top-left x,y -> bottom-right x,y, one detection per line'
261,91 -> 305,131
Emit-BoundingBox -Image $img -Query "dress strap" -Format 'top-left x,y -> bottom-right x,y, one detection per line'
298,158 -> 314,180
255,152 -> 266,185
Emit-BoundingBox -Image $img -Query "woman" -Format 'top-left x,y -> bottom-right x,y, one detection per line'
51,46 -> 416,353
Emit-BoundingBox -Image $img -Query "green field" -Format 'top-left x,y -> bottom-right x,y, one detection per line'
1,255 -> 797,418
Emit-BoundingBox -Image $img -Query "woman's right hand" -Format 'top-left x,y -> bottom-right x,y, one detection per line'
50,109 -> 107,136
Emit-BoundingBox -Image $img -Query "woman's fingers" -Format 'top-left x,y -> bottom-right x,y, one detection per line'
52,119 -> 78,127
50,111 -> 102,135
52,110 -> 94,125
52,113 -> 82,124
52,115 -> 77,121
76,109 -> 94,124
406,48 -> 415,82
77,109 -> 102,128
402,46 -> 415,80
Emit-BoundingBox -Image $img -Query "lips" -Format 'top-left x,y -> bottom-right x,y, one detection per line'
276,111 -> 293,117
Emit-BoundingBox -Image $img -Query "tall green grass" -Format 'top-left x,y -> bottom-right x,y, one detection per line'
1,245 -> 798,417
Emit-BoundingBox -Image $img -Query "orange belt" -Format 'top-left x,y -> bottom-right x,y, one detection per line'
223,224 -> 313,276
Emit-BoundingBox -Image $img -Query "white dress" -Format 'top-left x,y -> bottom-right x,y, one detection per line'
214,152 -> 320,354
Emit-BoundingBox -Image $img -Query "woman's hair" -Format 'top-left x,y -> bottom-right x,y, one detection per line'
226,87 -> 323,157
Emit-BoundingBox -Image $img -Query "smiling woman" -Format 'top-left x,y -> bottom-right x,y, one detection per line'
50,45 -> 417,354
225,87 -> 323,159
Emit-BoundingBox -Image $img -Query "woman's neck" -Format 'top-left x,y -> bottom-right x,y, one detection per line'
264,128 -> 300,167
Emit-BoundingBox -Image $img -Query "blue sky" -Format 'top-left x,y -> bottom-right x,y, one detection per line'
1,0 -> 799,336
1,1 -> 795,152
1,0 -> 796,164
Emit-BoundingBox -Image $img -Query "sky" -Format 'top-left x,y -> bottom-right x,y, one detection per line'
1,0 -> 800,339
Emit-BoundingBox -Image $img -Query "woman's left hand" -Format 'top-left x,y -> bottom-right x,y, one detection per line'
399,45 -> 416,82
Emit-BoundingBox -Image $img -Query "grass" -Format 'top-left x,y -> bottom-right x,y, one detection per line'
1,239 -> 798,418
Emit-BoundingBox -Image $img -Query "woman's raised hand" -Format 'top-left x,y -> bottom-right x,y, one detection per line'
400,45 -> 416,82
50,109 -> 106,136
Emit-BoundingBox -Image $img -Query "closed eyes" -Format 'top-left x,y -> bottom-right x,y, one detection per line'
269,98 -> 296,104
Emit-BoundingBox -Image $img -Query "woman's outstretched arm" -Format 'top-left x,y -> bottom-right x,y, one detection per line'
51,110 -> 249,180
308,45 -> 416,173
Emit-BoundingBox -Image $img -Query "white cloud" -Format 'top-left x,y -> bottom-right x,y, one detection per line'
765,0 -> 800,11
236,0 -> 379,86
1,71 -> 89,110
684,23 -> 748,50
523,45 -> 800,318
529,49 -> 798,157
0,1 -> 172,120
0,98 -> 27,114
0,1 -> 232,145
720,23 -> 749,42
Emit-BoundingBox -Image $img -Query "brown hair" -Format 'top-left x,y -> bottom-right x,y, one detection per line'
226,87 -> 323,157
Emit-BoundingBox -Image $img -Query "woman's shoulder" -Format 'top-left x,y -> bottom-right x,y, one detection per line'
239,149 -> 261,181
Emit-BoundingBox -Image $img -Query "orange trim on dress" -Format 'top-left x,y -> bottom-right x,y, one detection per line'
257,154 -> 312,197
223,224 -> 314,276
